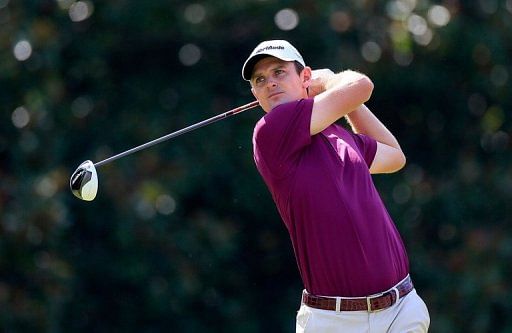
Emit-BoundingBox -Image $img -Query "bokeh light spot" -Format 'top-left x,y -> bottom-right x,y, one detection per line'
184,4 -> 206,24
404,164 -> 424,185
407,14 -> 428,36
386,0 -> 417,21
71,96 -> 94,118
428,5 -> 451,27
0,0 -> 9,9
12,106 -> 30,128
35,176 -> 58,198
480,131 -> 509,152
69,1 -> 94,22
178,44 -> 201,66
482,106 -> 504,132
389,22 -> 409,44
361,41 -> 382,63
393,51 -> 413,66
468,93 -> 487,116
156,194 -> 176,215
413,28 -> 433,46
479,0 -> 498,14
489,65 -> 508,87
392,183 -> 412,204
13,40 -> 32,61
136,200 -> 156,220
274,8 -> 299,31
57,0 -> 74,10
329,11 -> 352,32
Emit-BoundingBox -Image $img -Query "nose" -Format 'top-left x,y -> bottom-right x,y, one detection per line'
266,78 -> 278,88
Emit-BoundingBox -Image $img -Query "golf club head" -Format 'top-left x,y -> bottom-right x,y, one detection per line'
70,160 -> 98,201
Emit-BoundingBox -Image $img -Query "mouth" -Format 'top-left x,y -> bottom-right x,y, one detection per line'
268,92 -> 284,99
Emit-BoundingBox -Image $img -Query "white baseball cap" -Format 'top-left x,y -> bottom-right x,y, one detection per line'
242,40 -> 306,81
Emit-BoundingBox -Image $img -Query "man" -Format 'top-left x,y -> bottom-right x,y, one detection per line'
242,40 -> 430,332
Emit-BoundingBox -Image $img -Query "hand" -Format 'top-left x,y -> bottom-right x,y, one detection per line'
311,68 -> 335,80
308,68 -> 335,98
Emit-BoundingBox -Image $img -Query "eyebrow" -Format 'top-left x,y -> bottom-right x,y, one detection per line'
252,64 -> 287,80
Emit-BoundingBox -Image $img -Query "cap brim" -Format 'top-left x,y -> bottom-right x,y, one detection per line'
242,54 -> 270,81
242,54 -> 305,81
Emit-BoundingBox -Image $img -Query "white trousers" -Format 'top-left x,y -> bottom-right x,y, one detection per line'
296,289 -> 430,333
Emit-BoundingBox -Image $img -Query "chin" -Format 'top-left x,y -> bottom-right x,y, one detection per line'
267,102 -> 282,112
268,97 -> 291,110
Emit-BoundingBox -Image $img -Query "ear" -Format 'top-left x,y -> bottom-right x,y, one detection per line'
301,66 -> 313,89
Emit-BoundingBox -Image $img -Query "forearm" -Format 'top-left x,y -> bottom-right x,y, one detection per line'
317,71 -> 397,148
346,104 -> 402,150
310,69 -> 367,98
309,69 -> 374,135
325,70 -> 367,91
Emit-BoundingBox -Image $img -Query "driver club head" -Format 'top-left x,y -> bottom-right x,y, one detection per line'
70,160 -> 98,201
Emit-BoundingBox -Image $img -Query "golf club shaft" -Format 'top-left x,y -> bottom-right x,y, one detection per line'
94,100 -> 259,168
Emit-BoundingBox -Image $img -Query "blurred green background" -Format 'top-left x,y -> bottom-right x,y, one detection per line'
1,0 -> 511,332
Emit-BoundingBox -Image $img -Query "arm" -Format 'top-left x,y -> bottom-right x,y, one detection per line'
309,69 -> 374,135
309,69 -> 405,174
346,105 -> 406,174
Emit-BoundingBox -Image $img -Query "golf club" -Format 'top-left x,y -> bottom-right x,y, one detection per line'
70,100 -> 260,201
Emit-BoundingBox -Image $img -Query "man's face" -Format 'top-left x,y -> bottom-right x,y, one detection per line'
250,57 -> 310,112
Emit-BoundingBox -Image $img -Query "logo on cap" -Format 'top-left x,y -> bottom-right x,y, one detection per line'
242,40 -> 305,81
255,45 -> 285,54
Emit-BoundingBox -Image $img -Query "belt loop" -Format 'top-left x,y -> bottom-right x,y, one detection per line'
392,287 -> 400,303
335,297 -> 341,312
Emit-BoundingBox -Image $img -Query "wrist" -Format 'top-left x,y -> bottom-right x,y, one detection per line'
326,70 -> 367,91
311,69 -> 335,93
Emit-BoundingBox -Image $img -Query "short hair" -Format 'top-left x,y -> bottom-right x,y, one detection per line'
293,61 -> 305,75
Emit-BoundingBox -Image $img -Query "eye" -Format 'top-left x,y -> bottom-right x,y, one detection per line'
275,69 -> 284,76
254,76 -> 266,86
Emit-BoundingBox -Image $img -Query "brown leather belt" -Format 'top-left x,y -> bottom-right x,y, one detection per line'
302,275 -> 414,312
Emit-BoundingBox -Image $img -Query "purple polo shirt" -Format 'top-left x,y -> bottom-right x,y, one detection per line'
252,98 -> 409,297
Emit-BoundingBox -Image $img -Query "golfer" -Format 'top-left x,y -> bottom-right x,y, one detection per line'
242,40 -> 430,332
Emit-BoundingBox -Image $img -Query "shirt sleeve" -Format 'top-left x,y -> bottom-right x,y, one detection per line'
350,132 -> 378,168
253,98 -> 314,180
